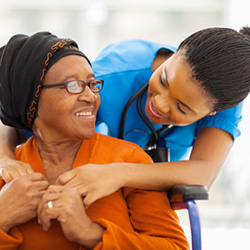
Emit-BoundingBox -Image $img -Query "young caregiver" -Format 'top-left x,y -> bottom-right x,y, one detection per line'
1,27 -> 250,207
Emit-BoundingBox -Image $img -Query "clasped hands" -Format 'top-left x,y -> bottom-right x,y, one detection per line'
0,165 -> 104,247
0,159 -> 124,207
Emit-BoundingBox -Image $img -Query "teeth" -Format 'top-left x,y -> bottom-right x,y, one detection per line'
75,112 -> 92,116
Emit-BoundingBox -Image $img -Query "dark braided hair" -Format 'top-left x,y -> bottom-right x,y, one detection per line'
177,27 -> 250,112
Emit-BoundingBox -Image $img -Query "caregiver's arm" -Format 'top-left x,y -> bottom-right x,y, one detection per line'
58,126 -> 232,206
124,127 -> 233,190
0,121 -> 19,159
0,121 -> 33,182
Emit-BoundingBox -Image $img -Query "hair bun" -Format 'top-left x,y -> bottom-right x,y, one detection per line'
240,26 -> 250,37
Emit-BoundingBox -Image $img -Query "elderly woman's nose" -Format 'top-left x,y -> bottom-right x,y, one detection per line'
78,86 -> 98,102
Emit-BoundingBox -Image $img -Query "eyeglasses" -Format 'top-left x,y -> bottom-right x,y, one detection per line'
41,79 -> 104,94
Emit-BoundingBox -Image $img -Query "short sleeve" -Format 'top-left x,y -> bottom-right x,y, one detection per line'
197,102 -> 243,141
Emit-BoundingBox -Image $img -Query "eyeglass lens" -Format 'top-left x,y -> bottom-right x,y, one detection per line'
67,80 -> 102,93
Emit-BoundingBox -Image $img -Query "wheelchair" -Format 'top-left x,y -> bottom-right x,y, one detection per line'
96,82 -> 209,250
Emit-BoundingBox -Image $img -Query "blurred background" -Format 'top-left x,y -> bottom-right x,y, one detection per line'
0,0 -> 249,249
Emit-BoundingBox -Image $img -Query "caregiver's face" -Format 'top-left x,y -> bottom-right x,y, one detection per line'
36,55 -> 101,141
146,51 -> 215,126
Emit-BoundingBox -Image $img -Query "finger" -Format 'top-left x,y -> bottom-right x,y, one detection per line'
59,179 -> 88,198
56,171 -> 76,185
24,164 -> 34,174
38,186 -> 65,214
0,168 -> 13,183
83,194 -> 97,208
47,184 -> 67,193
22,174 -> 49,192
35,180 -> 50,191
37,198 -> 47,216
39,206 -> 65,230
21,164 -> 34,175
61,178 -> 82,190
0,162 -> 35,183
14,163 -> 34,176
38,197 -> 66,230
38,205 -> 52,231
37,197 -> 58,221
41,192 -> 63,205
56,172 -> 83,190
29,172 -> 47,181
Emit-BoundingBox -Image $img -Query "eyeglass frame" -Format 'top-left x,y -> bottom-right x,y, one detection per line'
41,79 -> 104,94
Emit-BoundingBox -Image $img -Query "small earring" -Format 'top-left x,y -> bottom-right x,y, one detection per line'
209,111 -> 217,116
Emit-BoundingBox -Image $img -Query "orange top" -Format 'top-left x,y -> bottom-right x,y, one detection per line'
0,133 -> 189,250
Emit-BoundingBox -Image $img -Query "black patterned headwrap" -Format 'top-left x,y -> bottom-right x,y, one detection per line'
0,31 -> 91,131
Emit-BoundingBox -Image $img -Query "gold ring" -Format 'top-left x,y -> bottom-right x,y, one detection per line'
48,201 -> 53,209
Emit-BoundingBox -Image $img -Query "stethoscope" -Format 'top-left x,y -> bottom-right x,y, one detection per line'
119,82 -> 172,162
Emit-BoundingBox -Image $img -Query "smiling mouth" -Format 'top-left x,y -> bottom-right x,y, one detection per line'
75,111 -> 93,117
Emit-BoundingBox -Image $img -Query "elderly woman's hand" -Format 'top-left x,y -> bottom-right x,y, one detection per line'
37,185 -> 104,248
56,163 -> 124,207
0,173 -> 49,233
0,157 -> 34,183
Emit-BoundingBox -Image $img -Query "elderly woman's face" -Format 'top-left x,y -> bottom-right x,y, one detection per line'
35,55 -> 100,141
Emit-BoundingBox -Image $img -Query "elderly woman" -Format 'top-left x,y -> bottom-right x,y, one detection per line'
0,32 -> 189,249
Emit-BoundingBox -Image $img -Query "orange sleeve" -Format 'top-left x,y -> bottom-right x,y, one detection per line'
90,188 -> 189,250
121,147 -> 189,249
89,147 -> 189,250
123,188 -> 189,249
0,227 -> 23,250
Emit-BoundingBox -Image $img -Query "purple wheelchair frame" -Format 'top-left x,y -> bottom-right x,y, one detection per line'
168,185 -> 208,250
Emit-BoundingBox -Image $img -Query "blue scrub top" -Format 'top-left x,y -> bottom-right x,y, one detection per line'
22,39 -> 243,162
92,39 -> 243,161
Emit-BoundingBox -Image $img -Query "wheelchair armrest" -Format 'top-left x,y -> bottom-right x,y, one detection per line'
168,185 -> 208,210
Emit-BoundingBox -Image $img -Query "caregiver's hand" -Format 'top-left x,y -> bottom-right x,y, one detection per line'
56,163 -> 124,207
38,185 -> 104,248
0,157 -> 34,183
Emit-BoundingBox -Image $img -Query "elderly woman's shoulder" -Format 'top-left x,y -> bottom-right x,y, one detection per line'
93,132 -> 152,163
94,132 -> 149,155
95,132 -> 142,149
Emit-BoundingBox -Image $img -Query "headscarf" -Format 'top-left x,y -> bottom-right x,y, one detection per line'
0,31 -> 90,131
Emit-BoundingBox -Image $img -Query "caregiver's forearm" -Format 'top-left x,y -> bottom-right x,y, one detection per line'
0,121 -> 20,160
122,158 -> 223,191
